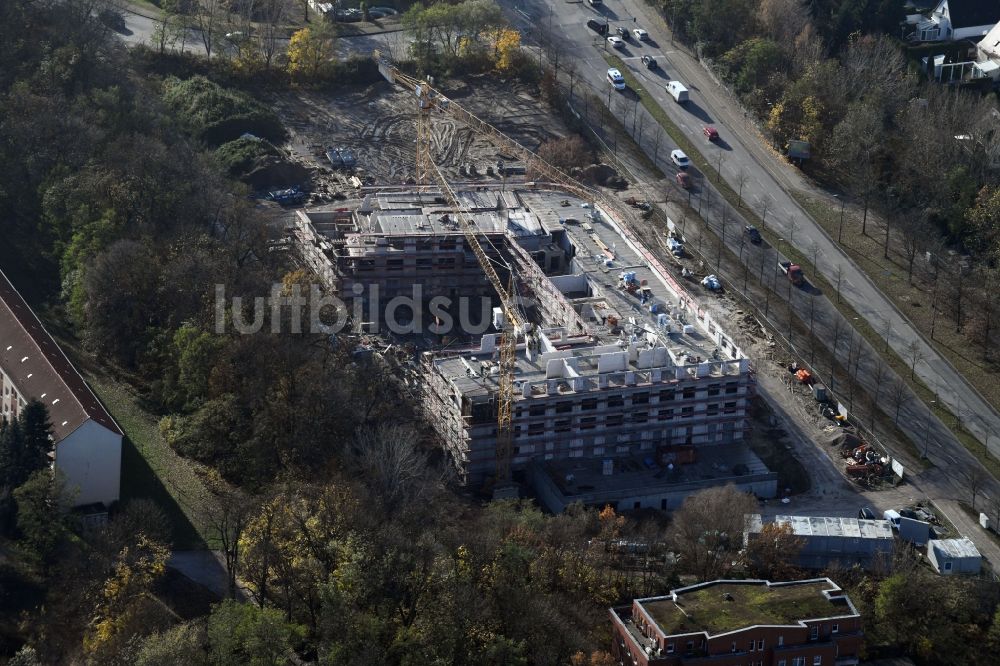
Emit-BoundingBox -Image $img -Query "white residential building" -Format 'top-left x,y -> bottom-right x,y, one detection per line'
908,0 -> 1000,42
0,269 -> 122,508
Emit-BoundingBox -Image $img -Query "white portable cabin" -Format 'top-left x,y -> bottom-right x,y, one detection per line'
927,538 -> 981,575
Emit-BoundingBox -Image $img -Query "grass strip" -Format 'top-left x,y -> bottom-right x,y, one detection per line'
85,373 -> 211,549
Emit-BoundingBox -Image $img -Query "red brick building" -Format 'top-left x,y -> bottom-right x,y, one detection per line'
609,579 -> 862,666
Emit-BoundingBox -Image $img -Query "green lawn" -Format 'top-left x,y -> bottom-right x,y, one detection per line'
86,373 -> 211,549
645,580 -> 839,635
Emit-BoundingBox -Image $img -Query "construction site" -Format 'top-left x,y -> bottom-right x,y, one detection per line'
292,181 -> 776,509
284,52 -> 786,510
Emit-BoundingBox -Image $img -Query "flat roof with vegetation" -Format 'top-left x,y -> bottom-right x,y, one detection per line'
638,579 -> 855,637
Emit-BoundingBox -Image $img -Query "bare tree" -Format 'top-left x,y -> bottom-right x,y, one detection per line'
900,215 -> 930,284
718,206 -> 728,270
941,261 -> 971,333
258,0 -> 289,68
806,292 -> 818,362
833,263 -> 845,304
756,0 -> 810,44
788,218 -> 799,246
847,333 -> 863,409
150,7 -> 179,54
670,485 -> 758,581
354,423 -> 437,511
841,35 -> 913,114
829,316 -> 847,391
991,494 -> 1000,536
195,0 -> 226,58
887,377 -> 909,425
881,317 -> 893,352
736,168 -> 749,208
744,521 -> 806,580
966,268 -> 1000,362
905,340 -> 923,380
200,476 -> 257,598
829,103 -> 883,236
757,194 -> 773,229
567,64 -> 578,99
808,240 -> 821,272
962,465 -> 986,510
883,204 -> 896,260
871,358 -> 889,428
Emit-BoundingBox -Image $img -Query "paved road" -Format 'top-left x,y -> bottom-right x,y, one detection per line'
645,0 -> 1000,462
119,5 -> 404,61
499,0 -> 1000,565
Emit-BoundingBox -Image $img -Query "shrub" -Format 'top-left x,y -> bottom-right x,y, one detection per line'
215,137 -> 281,177
161,75 -> 287,146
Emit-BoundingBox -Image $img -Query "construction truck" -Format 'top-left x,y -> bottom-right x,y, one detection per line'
778,260 -> 804,286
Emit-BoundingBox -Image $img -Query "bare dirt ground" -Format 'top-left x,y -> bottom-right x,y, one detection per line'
263,76 -> 572,202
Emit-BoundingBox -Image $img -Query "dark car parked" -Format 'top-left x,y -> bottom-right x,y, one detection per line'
586,19 -> 608,35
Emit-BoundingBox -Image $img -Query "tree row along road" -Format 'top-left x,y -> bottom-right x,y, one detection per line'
499,0 -> 1000,463
497,0 -> 1000,563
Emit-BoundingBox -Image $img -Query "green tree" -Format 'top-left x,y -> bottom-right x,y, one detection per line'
690,0 -> 758,57
286,25 -> 335,82
173,323 -> 225,409
136,621 -> 209,666
83,532 -> 171,659
0,402 -> 54,533
19,400 -> 53,469
207,599 -> 305,666
988,606 -> 1000,652
722,38 -> 785,95
14,470 -> 73,568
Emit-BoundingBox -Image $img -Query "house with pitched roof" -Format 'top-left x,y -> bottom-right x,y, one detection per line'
907,0 -> 1000,42
973,21 -> 1000,79
0,269 -> 122,508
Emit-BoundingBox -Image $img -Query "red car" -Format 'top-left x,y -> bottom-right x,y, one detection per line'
676,172 -> 692,189
703,126 -> 719,141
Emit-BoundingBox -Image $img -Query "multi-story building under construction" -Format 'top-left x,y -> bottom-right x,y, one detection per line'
292,187 -> 775,509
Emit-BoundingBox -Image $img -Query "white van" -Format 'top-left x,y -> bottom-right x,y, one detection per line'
666,81 -> 689,103
884,509 -> 901,529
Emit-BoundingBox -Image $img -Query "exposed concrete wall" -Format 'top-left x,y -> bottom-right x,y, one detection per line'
508,241 -> 590,337
529,463 -> 777,513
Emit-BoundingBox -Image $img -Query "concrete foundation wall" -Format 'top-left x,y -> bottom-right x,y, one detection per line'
530,463 -> 777,513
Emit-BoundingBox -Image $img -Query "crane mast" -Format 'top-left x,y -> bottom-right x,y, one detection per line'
375,52 -> 524,489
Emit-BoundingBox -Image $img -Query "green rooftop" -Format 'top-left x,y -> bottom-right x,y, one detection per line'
642,580 -> 846,636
